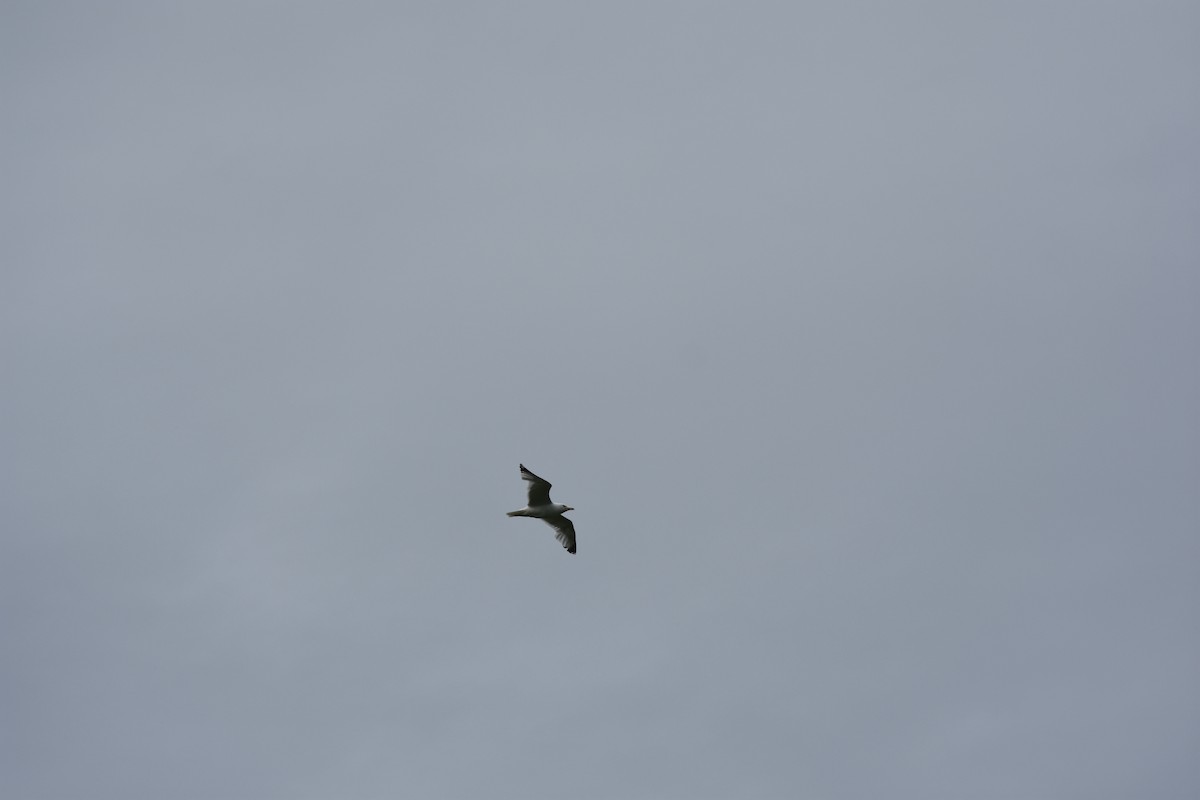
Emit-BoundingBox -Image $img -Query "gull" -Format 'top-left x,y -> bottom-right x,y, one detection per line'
506,464 -> 577,554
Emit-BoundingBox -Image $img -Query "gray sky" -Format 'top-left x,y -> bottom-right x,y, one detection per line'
3,2 -> 1198,798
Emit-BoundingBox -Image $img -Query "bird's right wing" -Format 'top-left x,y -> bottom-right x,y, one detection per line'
519,463 -> 553,507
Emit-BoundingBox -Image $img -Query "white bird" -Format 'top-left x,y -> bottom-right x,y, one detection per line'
506,464 -> 577,554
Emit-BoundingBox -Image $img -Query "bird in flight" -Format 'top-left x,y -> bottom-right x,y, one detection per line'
506,464 -> 577,554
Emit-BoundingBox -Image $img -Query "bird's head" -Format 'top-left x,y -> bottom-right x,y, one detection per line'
564,506 -> 575,512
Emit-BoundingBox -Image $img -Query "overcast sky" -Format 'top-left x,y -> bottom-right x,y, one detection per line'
3,3 -> 1198,798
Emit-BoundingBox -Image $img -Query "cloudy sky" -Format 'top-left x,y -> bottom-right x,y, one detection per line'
3,3 -> 1198,798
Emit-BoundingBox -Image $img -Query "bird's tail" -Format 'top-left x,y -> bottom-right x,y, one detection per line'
507,509 -> 529,517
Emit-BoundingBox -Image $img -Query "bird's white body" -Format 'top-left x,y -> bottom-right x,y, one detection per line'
507,503 -> 572,518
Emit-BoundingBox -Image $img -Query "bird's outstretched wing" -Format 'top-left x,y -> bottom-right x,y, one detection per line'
543,515 -> 576,554
519,463 -> 553,507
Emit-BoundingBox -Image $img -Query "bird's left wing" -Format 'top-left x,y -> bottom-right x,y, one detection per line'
543,515 -> 576,554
